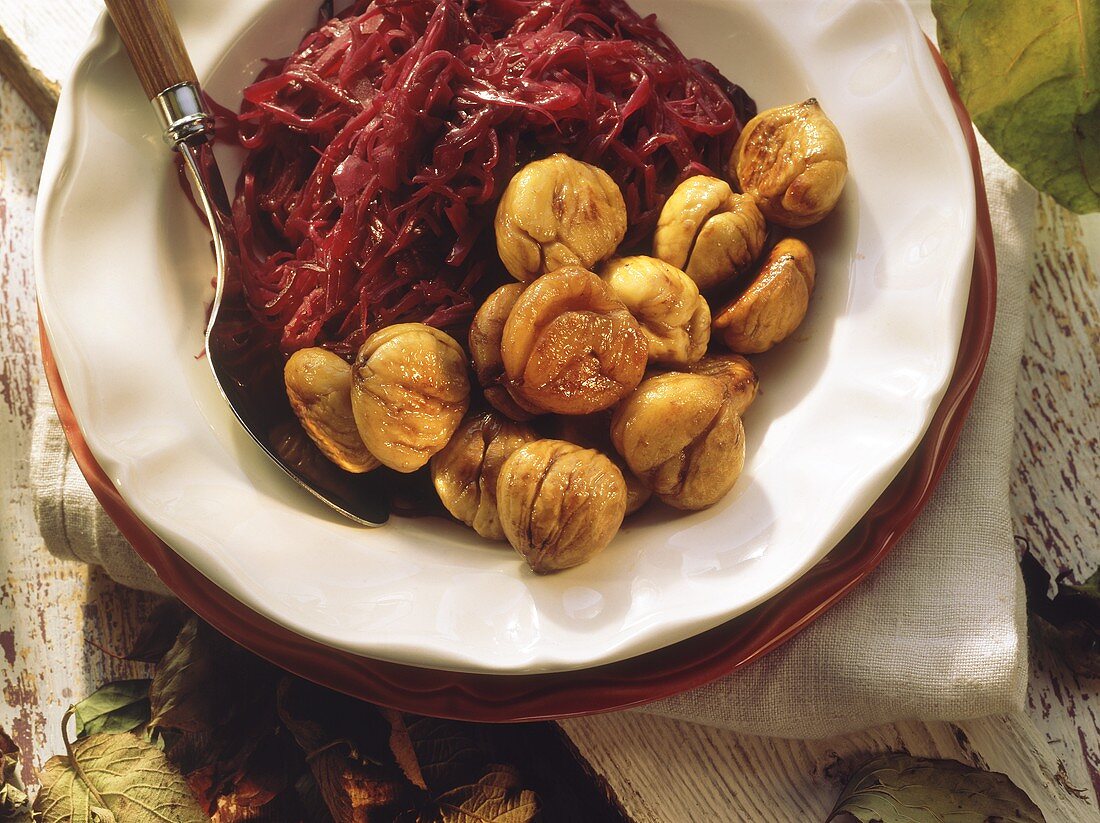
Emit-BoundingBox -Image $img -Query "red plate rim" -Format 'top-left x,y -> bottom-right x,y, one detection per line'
39,41 -> 996,722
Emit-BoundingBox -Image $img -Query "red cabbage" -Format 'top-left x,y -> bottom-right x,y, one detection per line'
226,0 -> 756,357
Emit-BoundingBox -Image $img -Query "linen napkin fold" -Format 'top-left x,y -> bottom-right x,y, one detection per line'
30,129 -> 1035,739
31,398 -> 172,597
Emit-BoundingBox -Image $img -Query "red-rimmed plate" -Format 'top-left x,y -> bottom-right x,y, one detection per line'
39,31 -> 994,720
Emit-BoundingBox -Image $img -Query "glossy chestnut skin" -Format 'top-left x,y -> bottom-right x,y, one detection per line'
731,99 -> 847,228
653,175 -> 766,291
611,372 -> 746,511
430,412 -> 539,539
284,347 -> 380,473
501,267 -> 648,415
714,238 -> 816,354
468,283 -> 538,421
685,353 -> 759,417
600,256 -> 711,366
547,413 -> 652,516
351,323 -> 470,473
495,154 -> 628,283
496,439 -> 627,573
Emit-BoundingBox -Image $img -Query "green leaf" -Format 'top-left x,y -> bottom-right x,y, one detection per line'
32,733 -> 207,823
426,765 -> 539,823
73,680 -> 152,739
0,727 -> 30,821
828,752 -> 1045,822
932,0 -> 1100,213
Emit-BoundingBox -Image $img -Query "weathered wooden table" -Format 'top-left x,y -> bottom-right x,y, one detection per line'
2,2 -> 1098,819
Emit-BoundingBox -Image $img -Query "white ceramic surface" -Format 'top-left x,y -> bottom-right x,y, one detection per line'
36,0 -> 975,674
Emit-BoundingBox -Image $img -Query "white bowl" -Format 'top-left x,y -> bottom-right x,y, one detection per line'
36,0 -> 974,674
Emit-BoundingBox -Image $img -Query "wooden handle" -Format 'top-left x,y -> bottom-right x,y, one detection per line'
102,0 -> 197,99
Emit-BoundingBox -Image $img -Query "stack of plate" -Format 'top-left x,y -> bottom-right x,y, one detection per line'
35,0 -> 993,721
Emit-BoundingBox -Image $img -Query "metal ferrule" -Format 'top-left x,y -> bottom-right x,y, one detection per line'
152,82 -> 213,149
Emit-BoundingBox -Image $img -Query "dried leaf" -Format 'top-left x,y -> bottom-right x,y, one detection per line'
402,717 -> 485,794
209,785 -> 305,823
33,732 -> 207,823
127,601 -> 192,664
828,752 -> 1045,822
425,765 -> 539,823
0,727 -> 29,821
385,719 -> 543,822
150,617 -> 274,733
294,772 -> 335,823
175,727 -> 303,820
464,723 -> 628,822
1022,552 -> 1100,678
276,677 -> 414,821
73,680 -> 152,739
931,0 -> 1100,214
381,711 -> 426,791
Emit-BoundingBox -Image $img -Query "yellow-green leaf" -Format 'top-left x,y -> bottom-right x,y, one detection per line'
73,680 -> 151,739
932,0 -> 1100,213
828,752 -> 1045,822
32,733 -> 207,823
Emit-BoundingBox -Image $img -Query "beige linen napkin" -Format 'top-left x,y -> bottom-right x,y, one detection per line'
31,400 -> 172,597
31,136 -> 1034,738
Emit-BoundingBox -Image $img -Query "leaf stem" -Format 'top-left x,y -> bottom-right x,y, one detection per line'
61,706 -> 110,812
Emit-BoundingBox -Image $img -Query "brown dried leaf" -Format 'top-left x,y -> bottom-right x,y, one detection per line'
828,752 -> 1044,822
167,719 -> 303,818
294,772 -> 335,823
276,677 -> 415,821
0,727 -> 29,820
150,617 -> 275,733
402,717 -> 485,794
382,711 -> 427,791
126,600 -> 192,664
426,765 -> 539,823
1022,552 -> 1100,678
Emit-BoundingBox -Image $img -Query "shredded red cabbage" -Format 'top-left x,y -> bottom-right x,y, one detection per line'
227,0 -> 756,357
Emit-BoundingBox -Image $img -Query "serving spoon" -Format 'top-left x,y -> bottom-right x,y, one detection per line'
102,0 -> 389,525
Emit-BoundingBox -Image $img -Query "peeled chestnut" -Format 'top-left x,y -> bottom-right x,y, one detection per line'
351,323 -> 470,473
500,267 -> 648,415
686,353 -> 759,417
495,154 -> 628,282
496,439 -> 627,573
601,256 -> 711,366
431,412 -> 539,539
284,347 -> 380,473
653,175 -> 766,291
714,238 -> 816,354
468,283 -> 538,421
731,99 -> 848,228
611,372 -> 746,511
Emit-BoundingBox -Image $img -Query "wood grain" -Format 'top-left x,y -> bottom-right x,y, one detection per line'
560,713 -> 1098,822
0,25 -> 58,127
1012,195 -> 1100,802
102,0 -> 197,99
